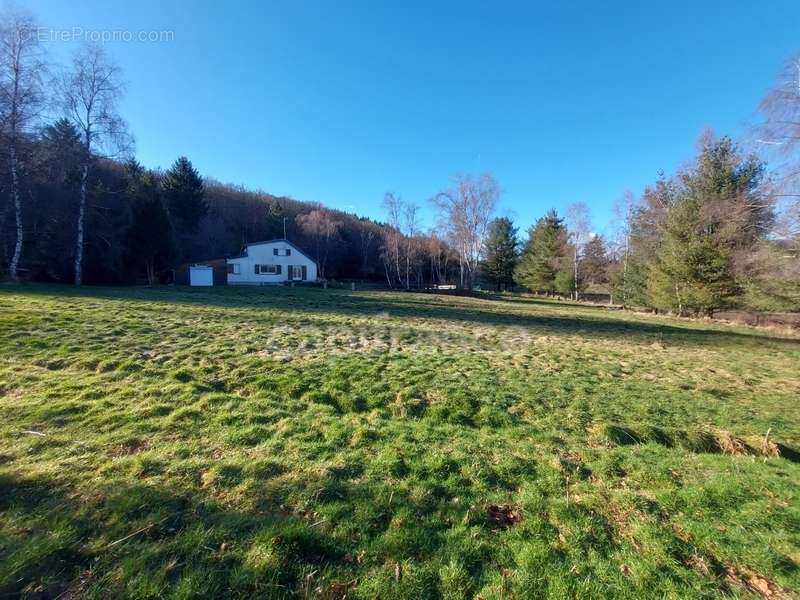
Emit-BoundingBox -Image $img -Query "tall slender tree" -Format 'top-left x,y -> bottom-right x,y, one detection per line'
381,192 -> 406,287
59,43 -> 130,285
566,202 -> 591,300
403,201 -> 421,289
0,10 -> 45,281
37,119 -> 83,280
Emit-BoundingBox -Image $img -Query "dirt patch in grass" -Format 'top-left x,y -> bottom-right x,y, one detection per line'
726,566 -> 796,600
111,438 -> 149,458
486,504 -> 524,529
686,550 -> 796,599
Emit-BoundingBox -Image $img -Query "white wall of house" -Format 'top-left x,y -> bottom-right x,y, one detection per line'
227,240 -> 318,285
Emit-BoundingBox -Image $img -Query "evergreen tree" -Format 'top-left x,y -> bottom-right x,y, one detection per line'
36,119 -> 84,281
41,119 -> 83,168
482,217 -> 518,290
648,137 -> 767,315
162,156 -> 206,259
125,161 -> 175,285
581,235 -> 610,285
554,264 -> 576,296
613,175 -> 676,307
514,209 -> 568,293
649,195 -> 737,314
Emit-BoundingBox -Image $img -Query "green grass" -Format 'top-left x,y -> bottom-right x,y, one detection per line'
1,284 -> 799,599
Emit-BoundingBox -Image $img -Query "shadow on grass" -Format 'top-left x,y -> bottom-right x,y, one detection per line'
0,472 -> 345,599
0,463 -> 492,599
5,284 -> 799,351
603,424 -> 800,463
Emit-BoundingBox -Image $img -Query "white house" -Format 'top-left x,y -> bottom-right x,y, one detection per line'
226,239 -> 318,285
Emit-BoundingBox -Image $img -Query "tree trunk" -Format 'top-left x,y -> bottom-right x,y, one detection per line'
674,283 -> 683,316
573,245 -> 579,301
9,143 -> 22,282
74,161 -> 89,286
384,259 -> 393,288
393,236 -> 400,287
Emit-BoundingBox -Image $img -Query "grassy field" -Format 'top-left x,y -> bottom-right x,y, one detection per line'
1,285 -> 799,599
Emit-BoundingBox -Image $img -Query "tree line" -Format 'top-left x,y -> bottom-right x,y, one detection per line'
1,7 -> 798,313
458,56 -> 800,315
478,129 -> 798,314
0,10 -> 461,286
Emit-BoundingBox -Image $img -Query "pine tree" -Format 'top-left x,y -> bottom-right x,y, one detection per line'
125,161 -> 175,285
514,209 -> 568,293
554,266 -> 575,297
581,235 -> 610,285
162,156 -> 206,259
649,195 -> 737,315
482,217 -> 518,290
37,119 -> 84,281
648,136 -> 767,316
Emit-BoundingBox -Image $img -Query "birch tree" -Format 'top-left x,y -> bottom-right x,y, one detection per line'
0,10 -> 45,281
566,202 -> 591,300
382,193 -> 404,286
756,55 -> 800,200
59,44 -> 130,285
756,54 -> 800,263
425,233 -> 449,287
357,223 -> 376,278
403,200 -> 420,289
433,173 -> 498,289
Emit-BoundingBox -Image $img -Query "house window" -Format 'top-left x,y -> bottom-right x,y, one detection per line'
273,248 -> 291,256
256,264 -> 281,275
290,265 -> 303,280
227,263 -> 241,275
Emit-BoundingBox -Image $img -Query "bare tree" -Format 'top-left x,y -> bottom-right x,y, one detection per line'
58,44 -> 130,285
432,173 -> 498,289
296,208 -> 342,279
0,10 -> 45,281
755,54 -> 800,242
403,200 -> 420,289
607,190 -> 637,304
382,193 -> 404,286
566,202 -> 591,300
424,232 -> 451,287
357,223 -> 376,278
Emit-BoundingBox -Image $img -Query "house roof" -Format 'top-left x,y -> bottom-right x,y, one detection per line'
227,238 -> 315,262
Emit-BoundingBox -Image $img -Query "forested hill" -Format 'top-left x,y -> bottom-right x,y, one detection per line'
2,138 -> 409,285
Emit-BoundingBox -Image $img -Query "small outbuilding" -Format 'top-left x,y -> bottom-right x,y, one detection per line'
189,264 -> 214,287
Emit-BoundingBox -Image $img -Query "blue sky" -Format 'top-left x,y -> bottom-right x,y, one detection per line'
34,0 -> 800,234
